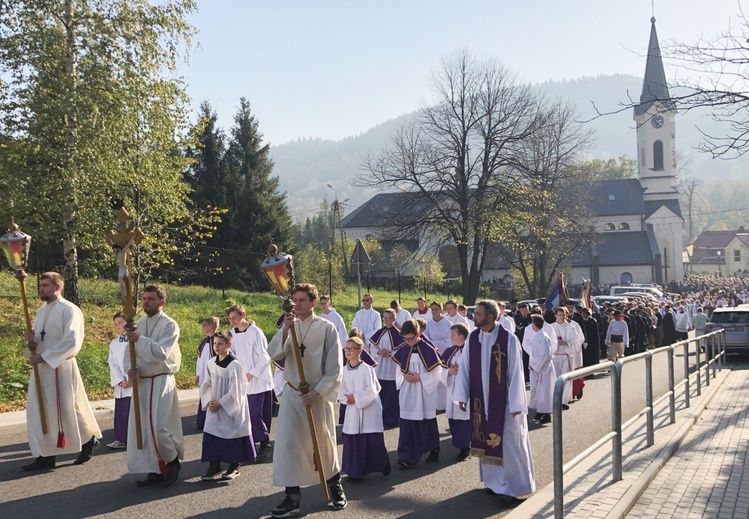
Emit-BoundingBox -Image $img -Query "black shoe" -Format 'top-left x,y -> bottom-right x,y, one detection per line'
201,461 -> 222,481
576,389 -> 584,400
397,459 -> 415,469
21,455 -> 56,471
136,472 -> 165,487
383,460 -> 392,476
532,412 -> 541,422
456,448 -> 471,462
163,458 -> 181,487
271,494 -> 301,517
222,463 -> 240,480
539,414 -> 552,425
562,404 -> 570,411
257,441 -> 271,462
329,480 -> 347,510
74,437 -> 99,465
425,447 -> 440,463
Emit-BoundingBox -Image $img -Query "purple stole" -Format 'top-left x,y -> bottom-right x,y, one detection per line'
392,339 -> 443,373
468,326 -> 509,465
197,336 -> 215,359
369,326 -> 404,351
441,344 -> 464,366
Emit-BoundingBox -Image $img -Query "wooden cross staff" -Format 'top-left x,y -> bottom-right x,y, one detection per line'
106,208 -> 145,449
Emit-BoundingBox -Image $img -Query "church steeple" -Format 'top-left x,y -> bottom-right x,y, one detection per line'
634,17 -> 675,117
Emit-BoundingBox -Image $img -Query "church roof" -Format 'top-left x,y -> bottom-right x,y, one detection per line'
340,192 -> 429,228
573,230 -> 658,267
634,17 -> 675,117
589,179 -> 646,216
644,199 -> 683,218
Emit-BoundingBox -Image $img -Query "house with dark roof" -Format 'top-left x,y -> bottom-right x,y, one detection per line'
340,17 -> 684,287
687,228 -> 749,276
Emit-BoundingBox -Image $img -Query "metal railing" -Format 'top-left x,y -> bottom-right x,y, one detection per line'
552,329 -> 726,519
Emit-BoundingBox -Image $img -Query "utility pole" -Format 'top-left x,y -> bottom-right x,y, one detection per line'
327,184 -> 348,277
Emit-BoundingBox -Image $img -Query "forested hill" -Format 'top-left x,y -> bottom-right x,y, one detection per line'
270,73 -> 749,217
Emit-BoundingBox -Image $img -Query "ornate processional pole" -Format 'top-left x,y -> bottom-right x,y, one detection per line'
0,223 -> 47,434
262,244 -> 330,500
106,208 -> 145,449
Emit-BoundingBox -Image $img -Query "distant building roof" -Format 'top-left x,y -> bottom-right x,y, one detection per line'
341,192 -> 429,228
572,230 -> 657,267
690,229 -> 749,264
634,17 -> 676,117
589,179 -> 646,217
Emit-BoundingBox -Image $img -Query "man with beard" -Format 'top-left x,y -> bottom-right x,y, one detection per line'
21,272 -> 102,471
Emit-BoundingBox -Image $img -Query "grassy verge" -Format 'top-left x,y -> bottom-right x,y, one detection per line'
0,280 -> 444,411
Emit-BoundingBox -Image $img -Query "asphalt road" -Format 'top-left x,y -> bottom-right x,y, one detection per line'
0,342 -> 726,519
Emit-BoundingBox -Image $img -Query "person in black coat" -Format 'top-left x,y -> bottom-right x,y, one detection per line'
662,305 -> 677,346
580,308 -> 601,368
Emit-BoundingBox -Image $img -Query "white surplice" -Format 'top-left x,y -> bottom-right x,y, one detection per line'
440,347 -> 470,421
351,308 -> 382,342
337,362 -> 383,435
125,311 -> 184,474
395,350 -> 443,420
320,308 -> 348,349
426,316 -> 454,412
27,298 -> 101,457
201,355 -> 252,439
499,315 -> 517,334
368,327 -> 399,381
550,320 -> 584,405
394,307 -> 412,327
446,312 -> 471,330
412,307 -> 433,323
268,314 -> 342,487
108,335 -> 133,399
522,330 -> 556,414
452,326 -> 536,497
231,324 -> 273,395
195,336 -> 213,385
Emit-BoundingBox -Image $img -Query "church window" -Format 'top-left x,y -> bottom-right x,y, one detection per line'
620,272 -> 633,284
619,222 -> 630,230
653,140 -> 664,170
640,147 -> 646,167
604,223 -> 615,231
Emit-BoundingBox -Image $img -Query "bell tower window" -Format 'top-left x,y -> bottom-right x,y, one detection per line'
653,140 -> 664,170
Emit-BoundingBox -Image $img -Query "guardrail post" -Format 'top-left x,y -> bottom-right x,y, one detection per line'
683,340 -> 691,408
645,353 -> 654,446
553,377 -> 566,519
710,332 -> 717,379
721,331 -> 726,370
668,347 -> 676,424
704,335 -> 710,387
695,338 -> 702,395
612,361 -> 622,482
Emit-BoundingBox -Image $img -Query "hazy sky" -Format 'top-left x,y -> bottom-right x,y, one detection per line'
178,0 -> 743,146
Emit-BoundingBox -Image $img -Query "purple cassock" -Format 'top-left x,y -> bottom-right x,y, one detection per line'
369,327 -> 405,427
113,397 -> 131,443
342,433 -> 389,479
441,345 -> 471,450
392,340 -> 444,465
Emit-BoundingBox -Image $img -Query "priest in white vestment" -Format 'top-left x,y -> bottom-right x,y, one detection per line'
125,284 -> 184,487
453,300 -> 536,499
267,283 -> 347,516
523,316 -> 556,424
22,272 -> 101,471
351,293 -> 381,342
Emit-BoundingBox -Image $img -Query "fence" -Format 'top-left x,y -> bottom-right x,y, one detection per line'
551,330 -> 726,519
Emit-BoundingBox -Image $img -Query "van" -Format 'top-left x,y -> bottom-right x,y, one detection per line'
609,286 -> 665,300
706,307 -> 749,352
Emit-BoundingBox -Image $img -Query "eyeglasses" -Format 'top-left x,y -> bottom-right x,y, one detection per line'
402,335 -> 417,342
362,299 -> 372,302
344,347 -> 362,352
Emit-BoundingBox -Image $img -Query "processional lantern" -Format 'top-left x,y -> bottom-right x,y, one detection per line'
261,244 -> 295,297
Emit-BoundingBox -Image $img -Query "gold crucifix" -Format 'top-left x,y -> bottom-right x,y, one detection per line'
106,207 -> 145,449
494,349 -> 506,384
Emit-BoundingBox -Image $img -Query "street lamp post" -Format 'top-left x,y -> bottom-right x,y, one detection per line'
717,250 -> 722,277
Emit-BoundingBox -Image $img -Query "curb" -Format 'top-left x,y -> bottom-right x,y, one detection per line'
507,367 -> 731,519
604,368 -> 730,519
0,388 -> 201,437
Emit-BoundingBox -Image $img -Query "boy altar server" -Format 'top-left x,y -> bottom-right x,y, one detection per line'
107,312 -> 132,449
393,320 -> 444,468
368,309 -> 404,427
338,337 -> 391,480
195,316 -> 218,430
228,305 -> 274,461
453,300 -> 536,501
441,323 -> 472,462
200,331 -> 255,480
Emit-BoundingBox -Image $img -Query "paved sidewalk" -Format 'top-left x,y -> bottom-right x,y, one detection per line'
627,366 -> 749,519
508,363 -> 735,519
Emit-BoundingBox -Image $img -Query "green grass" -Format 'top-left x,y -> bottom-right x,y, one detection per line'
0,276 -> 444,410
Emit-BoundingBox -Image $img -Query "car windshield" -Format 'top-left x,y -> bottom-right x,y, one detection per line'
711,311 -> 749,324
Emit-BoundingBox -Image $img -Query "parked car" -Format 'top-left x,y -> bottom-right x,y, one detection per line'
592,295 -> 629,307
705,307 -> 749,352
609,285 -> 665,300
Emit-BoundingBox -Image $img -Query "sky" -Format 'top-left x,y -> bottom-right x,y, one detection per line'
177,0 -> 744,146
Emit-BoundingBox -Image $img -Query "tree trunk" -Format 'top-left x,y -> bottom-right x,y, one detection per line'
63,234 -> 80,304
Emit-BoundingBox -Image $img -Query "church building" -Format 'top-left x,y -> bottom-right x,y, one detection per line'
341,17 -> 684,288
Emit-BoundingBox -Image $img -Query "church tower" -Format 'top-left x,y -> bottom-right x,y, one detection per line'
635,17 -> 684,282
